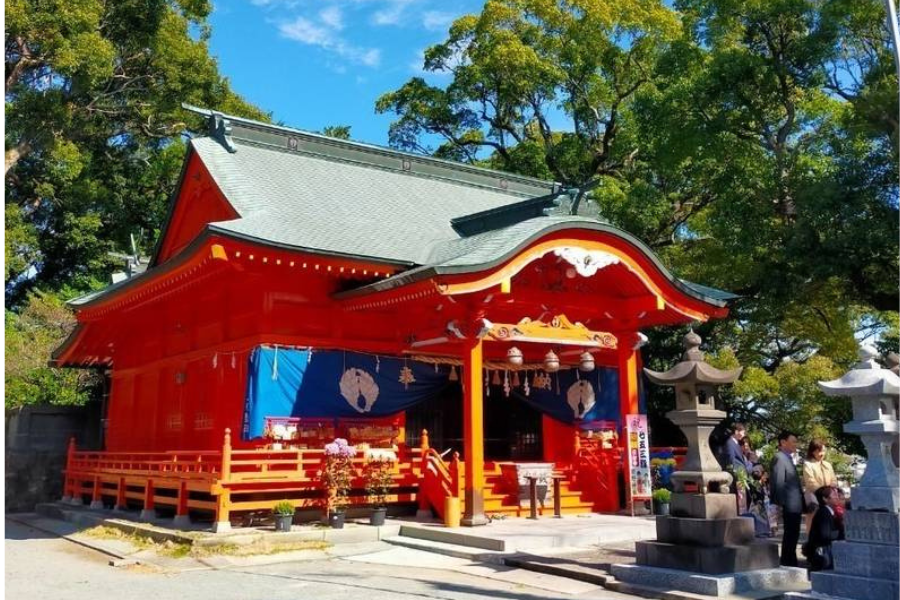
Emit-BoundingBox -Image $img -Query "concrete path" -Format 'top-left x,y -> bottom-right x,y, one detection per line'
6,517 -> 640,600
400,513 -> 658,551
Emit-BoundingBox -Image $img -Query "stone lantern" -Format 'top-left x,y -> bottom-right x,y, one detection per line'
643,331 -> 743,519
788,345 -> 900,600
611,332 -> 802,598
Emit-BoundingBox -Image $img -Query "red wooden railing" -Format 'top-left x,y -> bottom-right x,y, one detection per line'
571,435 -> 621,512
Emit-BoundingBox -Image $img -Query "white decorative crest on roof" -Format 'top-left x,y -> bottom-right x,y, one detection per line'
553,247 -> 620,277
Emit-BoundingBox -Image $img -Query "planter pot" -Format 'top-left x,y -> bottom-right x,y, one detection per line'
370,507 -> 387,527
653,501 -> 671,516
274,514 -> 293,532
329,511 -> 346,529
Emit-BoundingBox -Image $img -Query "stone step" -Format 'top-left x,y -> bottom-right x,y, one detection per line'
383,535 -> 510,564
811,568 -> 900,600
612,564 -> 810,599
831,539 -> 900,580
398,524 -> 508,550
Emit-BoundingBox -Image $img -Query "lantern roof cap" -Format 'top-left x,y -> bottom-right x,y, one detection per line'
643,331 -> 742,386
818,345 -> 900,397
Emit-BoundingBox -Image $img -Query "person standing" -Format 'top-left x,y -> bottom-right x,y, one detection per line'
724,423 -> 751,510
724,423 -> 750,472
802,440 -> 837,534
803,485 -> 844,571
770,431 -> 806,567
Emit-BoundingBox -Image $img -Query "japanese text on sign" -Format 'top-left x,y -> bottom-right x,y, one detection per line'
626,413 -> 652,499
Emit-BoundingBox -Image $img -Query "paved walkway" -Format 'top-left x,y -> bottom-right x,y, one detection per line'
400,513 -> 657,551
6,517 -> 639,600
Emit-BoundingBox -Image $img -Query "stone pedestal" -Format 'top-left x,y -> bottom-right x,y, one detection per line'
614,333 -> 794,597
786,346 -> 900,600
786,511 -> 899,600
612,564 -> 808,598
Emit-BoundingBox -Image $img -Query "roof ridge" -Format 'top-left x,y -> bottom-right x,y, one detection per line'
182,103 -> 558,197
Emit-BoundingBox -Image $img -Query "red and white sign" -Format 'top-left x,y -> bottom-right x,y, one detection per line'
626,413 -> 652,499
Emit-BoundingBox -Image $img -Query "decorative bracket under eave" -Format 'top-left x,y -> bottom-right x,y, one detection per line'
485,314 -> 617,349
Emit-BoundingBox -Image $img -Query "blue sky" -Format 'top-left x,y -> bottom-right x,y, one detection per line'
209,0 -> 485,146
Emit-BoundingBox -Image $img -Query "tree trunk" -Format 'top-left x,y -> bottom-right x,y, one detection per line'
5,140 -> 32,175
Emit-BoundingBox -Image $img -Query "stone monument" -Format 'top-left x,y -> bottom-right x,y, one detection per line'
611,332 -> 806,597
787,345 -> 900,600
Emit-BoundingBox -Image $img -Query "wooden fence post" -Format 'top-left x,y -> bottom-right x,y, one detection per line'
451,451 -> 462,498
140,479 -> 156,521
416,429 -> 430,516
173,480 -> 191,527
213,428 -> 233,533
89,475 -> 104,509
114,477 -> 126,511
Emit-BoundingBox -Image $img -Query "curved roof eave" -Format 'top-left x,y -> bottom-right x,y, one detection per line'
334,219 -> 734,309
205,224 -> 416,269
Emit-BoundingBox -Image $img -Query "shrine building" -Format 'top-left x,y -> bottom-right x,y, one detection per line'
52,106 -> 735,530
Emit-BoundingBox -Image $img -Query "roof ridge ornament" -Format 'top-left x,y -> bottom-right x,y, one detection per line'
209,111 -> 237,153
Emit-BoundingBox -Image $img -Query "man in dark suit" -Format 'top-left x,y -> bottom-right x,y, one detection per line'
804,485 -> 844,571
724,423 -> 750,510
725,422 -> 749,473
770,431 -> 806,567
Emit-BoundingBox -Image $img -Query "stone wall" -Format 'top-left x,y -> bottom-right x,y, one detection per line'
5,404 -> 101,513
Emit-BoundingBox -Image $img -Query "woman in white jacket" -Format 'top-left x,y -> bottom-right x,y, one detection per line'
802,439 -> 837,534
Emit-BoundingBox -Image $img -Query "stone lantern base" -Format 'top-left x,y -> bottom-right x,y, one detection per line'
634,514 -> 780,574
785,510 -> 900,600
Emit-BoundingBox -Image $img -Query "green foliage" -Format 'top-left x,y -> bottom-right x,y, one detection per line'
376,0 -> 679,182
6,0 -> 268,300
321,125 -> 352,140
651,488 -> 671,503
5,290 -> 99,408
272,501 -> 295,516
364,458 -> 395,507
379,0 -> 898,452
5,0 -> 268,409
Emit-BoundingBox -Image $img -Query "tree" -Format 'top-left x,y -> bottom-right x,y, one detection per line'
378,0 -> 899,446
376,0 -> 680,203
5,290 -> 99,408
6,0 -> 268,299
5,0 -> 268,408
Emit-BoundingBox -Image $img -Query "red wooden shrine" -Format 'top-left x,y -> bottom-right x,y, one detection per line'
53,107 -> 733,528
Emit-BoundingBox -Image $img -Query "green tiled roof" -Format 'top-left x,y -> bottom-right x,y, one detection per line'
70,107 -> 735,309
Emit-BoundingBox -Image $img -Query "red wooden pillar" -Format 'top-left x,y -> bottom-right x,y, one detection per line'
114,477 -> 126,511
173,480 -> 191,527
450,451 -> 462,498
462,337 -> 488,526
140,479 -> 156,521
89,475 -> 104,509
618,343 -> 640,510
213,428 -> 232,532
416,429 -> 430,515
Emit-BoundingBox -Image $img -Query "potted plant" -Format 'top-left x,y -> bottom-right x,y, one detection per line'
652,488 -> 672,516
321,438 -> 356,528
273,501 -> 295,532
364,456 -> 395,526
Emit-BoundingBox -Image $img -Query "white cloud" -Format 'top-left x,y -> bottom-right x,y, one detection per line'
372,0 -> 417,26
422,10 -> 455,31
359,48 -> 381,66
279,16 -> 380,68
279,16 -> 332,45
319,6 -> 344,30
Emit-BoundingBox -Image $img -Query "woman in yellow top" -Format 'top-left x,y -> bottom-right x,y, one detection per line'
803,439 -> 837,534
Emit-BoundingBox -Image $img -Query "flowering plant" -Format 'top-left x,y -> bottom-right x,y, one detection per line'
321,438 -> 356,514
364,456 -> 395,508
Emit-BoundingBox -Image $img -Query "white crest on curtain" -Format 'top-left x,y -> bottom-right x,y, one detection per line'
567,380 -> 595,419
340,368 -> 380,413
553,247 -> 620,277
